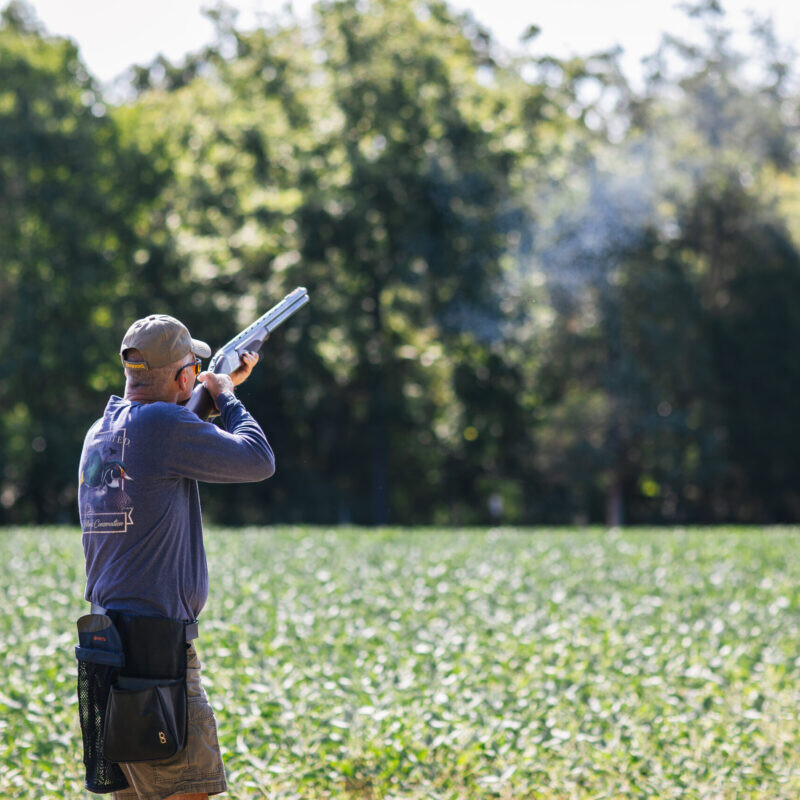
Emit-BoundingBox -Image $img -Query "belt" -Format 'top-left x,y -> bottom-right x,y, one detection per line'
91,602 -> 199,641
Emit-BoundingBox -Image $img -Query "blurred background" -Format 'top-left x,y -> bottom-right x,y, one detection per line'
1,0 -> 799,527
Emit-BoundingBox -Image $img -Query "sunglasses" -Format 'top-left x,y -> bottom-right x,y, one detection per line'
175,359 -> 202,380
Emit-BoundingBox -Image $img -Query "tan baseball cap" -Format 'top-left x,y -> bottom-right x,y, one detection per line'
120,314 -> 212,369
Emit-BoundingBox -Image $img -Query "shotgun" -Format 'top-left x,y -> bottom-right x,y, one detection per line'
185,286 -> 309,420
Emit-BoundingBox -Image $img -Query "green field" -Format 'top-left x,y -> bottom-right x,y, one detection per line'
0,527 -> 798,799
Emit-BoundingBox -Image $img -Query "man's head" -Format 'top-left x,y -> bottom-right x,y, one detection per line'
121,314 -> 211,370
120,315 -> 211,403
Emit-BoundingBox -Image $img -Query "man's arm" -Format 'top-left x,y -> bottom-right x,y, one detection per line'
165,375 -> 275,483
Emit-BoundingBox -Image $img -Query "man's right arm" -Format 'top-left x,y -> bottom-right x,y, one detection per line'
164,393 -> 275,484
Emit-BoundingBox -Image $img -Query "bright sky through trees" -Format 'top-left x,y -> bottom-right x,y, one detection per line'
7,0 -> 800,87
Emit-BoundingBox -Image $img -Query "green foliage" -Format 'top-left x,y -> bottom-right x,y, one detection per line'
2,526 -> 800,798
528,6 -> 800,523
119,0 -> 541,524
0,7 -> 172,523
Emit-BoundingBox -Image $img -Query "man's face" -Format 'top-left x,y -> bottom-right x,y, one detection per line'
176,356 -> 200,402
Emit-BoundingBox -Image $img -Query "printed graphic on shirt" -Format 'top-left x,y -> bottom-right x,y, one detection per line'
79,427 -> 134,534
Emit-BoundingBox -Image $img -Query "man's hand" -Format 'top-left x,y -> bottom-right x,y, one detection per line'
230,352 -> 259,387
197,371 -> 235,409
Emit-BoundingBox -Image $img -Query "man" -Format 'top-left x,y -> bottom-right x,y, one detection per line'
78,313 -> 275,800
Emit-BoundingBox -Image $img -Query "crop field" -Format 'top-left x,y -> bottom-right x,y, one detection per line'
0,526 -> 799,799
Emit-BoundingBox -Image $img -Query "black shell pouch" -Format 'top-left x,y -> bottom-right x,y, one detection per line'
102,612 -> 188,763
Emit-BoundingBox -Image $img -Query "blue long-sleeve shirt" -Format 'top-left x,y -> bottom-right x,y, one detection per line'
78,391 -> 274,621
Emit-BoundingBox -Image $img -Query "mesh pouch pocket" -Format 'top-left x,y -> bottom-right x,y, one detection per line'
103,678 -> 187,763
75,615 -> 128,794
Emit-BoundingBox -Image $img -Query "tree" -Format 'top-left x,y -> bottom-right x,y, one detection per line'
123,0 -> 541,523
530,1 -> 800,523
0,3 -> 182,522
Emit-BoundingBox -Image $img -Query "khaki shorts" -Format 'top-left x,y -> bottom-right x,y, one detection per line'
113,643 -> 227,800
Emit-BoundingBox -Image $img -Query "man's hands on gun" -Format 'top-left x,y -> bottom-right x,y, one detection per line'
198,351 -> 259,410
230,351 -> 259,386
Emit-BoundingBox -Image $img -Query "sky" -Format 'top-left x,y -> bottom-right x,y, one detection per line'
5,0 -> 800,89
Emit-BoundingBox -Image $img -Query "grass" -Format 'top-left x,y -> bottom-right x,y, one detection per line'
0,526 -> 799,799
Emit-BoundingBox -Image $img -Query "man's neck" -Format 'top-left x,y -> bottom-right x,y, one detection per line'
124,387 -> 180,404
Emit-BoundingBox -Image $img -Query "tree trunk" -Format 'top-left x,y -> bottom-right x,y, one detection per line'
369,367 -> 389,525
605,475 -> 624,527
369,276 -> 389,526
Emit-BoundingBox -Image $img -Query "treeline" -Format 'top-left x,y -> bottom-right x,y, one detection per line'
1,0 -> 799,526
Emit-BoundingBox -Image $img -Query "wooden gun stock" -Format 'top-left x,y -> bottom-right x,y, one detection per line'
184,383 -> 218,421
